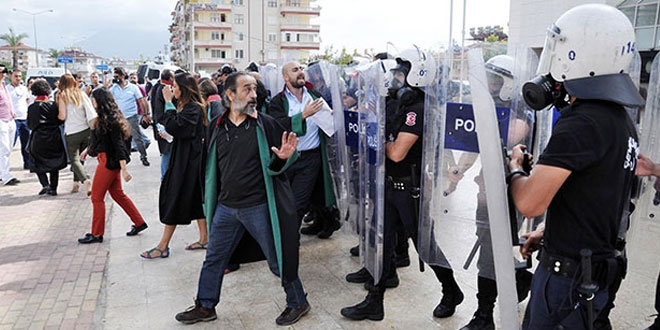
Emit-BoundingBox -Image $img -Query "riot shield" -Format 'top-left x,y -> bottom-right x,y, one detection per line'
418,45 -> 538,329
615,52 -> 660,328
339,66 -> 362,233
627,51 -> 643,123
258,63 -> 283,100
304,61 -> 353,227
357,61 -> 386,281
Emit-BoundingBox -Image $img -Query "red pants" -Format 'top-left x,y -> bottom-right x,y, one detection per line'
91,152 -> 145,236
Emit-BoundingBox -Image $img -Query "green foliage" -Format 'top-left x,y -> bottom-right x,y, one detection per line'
303,46 -> 361,65
0,28 -> 29,70
49,48 -> 61,68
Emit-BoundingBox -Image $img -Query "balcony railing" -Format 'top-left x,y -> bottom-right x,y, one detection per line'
279,23 -> 320,32
280,40 -> 320,49
280,5 -> 321,15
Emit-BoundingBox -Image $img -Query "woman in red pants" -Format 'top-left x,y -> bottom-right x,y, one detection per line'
78,87 -> 147,244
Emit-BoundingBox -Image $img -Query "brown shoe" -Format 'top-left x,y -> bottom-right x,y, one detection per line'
175,301 -> 217,325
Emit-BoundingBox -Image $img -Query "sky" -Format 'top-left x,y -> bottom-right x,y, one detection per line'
0,0 -> 509,60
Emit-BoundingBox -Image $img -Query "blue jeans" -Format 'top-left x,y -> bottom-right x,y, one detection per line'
197,203 -> 307,309
126,115 -> 148,161
160,151 -> 170,180
14,119 -> 30,168
523,267 -> 609,330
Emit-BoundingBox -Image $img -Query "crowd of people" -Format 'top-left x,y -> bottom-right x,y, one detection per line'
2,4 -> 660,330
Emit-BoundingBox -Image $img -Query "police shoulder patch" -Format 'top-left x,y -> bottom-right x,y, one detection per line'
405,112 -> 417,126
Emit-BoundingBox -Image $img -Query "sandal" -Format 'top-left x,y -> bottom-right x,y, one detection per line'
185,242 -> 208,250
140,247 -> 170,259
71,183 -> 80,193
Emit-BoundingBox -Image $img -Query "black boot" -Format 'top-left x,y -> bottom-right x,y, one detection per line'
431,266 -> 464,318
340,287 -> 385,321
364,270 -> 399,289
461,276 -> 496,329
349,245 -> 360,257
300,218 -> 322,235
346,267 -> 372,283
459,307 -> 494,330
394,251 -> 410,268
516,269 -> 533,302
317,206 -> 341,239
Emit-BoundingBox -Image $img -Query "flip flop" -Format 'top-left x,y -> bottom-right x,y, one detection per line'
140,247 -> 170,259
185,242 -> 208,250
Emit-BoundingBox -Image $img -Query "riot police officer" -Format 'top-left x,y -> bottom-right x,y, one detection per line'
512,4 -> 644,329
341,47 -> 464,321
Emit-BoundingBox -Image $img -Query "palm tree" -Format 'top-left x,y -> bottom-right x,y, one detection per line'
49,48 -> 61,68
0,28 -> 29,70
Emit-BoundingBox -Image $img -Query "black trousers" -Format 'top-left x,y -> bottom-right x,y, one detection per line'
37,170 -> 59,189
286,148 -> 321,221
376,183 -> 455,289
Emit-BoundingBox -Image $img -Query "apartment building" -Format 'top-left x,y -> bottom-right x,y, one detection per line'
0,43 -> 51,71
170,0 -> 321,73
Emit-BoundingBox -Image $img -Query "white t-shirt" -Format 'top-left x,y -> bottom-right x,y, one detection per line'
64,93 -> 98,135
7,84 -> 29,120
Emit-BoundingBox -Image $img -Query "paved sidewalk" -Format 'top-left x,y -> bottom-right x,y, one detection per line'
0,146 -> 106,330
1,134 -> 654,329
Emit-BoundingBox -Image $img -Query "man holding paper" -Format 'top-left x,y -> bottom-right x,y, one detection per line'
268,61 -> 338,239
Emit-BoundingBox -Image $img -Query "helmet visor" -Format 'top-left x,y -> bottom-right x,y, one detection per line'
537,24 -> 561,76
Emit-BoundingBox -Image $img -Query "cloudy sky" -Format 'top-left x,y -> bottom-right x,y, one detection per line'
0,0 -> 509,60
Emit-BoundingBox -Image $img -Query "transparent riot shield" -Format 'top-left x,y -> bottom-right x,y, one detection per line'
357,61 -> 386,282
258,64 -> 283,100
340,66 -> 362,232
304,61 -> 352,226
419,45 -> 538,329
615,52 -> 660,328
627,51 -> 643,123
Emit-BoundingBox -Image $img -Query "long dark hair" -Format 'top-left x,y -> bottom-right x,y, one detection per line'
91,87 -> 131,139
174,72 -> 208,126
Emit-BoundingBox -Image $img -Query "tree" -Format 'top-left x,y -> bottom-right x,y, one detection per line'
0,28 -> 29,70
49,48 -> 61,68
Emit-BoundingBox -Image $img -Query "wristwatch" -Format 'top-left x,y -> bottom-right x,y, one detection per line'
506,169 -> 529,185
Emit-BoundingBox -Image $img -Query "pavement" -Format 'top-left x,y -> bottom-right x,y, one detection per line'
0,131 -> 657,330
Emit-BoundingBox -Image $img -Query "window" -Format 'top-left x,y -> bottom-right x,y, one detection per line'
210,13 -> 220,23
221,33 -> 225,40
618,1 -> 660,50
235,49 -> 244,59
268,1 -> 278,7
221,13 -> 226,22
235,14 -> 244,24
233,0 -> 244,5
211,50 -> 227,59
286,0 -> 300,7
211,31 -> 220,40
236,32 -> 244,41
285,33 -> 291,42
268,33 -> 277,43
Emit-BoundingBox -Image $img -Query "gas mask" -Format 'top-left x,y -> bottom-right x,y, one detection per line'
522,74 -> 569,111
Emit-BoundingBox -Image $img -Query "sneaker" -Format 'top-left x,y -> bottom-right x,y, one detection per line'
175,302 -> 217,325
275,301 -> 311,326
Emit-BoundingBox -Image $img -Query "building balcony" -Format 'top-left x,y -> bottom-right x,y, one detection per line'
280,5 -> 321,16
190,3 -> 232,13
280,23 -> 320,33
193,22 -> 232,30
280,40 -> 320,50
194,41 -> 233,49
194,58 -> 231,66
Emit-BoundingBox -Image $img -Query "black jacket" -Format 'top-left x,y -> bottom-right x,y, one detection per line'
88,123 -> 131,170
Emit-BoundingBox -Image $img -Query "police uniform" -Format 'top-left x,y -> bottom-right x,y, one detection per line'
523,99 -> 638,329
377,88 -> 463,313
